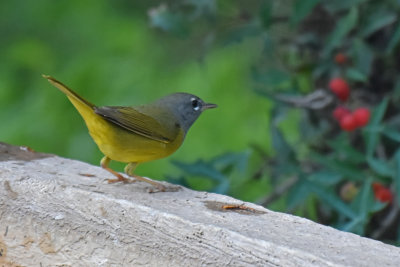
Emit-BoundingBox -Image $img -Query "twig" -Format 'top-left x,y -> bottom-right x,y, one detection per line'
274,89 -> 335,110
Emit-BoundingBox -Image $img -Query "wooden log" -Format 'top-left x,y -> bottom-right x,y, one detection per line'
0,142 -> 399,266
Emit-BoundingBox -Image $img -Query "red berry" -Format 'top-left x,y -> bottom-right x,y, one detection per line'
372,183 -> 393,203
334,53 -> 347,65
340,114 -> 358,131
329,78 -> 350,101
353,108 -> 370,127
372,182 -> 384,192
377,190 -> 393,203
333,106 -> 351,121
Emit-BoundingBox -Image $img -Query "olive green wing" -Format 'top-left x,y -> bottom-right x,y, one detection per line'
94,106 -> 176,143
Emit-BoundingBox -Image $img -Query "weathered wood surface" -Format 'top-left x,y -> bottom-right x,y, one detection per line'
0,142 -> 399,266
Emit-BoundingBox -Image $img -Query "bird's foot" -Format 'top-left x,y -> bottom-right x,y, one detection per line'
107,173 -> 136,184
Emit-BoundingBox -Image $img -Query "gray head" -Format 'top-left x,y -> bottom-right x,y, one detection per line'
155,93 -> 217,133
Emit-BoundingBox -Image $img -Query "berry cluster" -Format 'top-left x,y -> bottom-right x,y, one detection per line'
333,106 -> 370,131
329,67 -> 370,131
331,54 -> 393,207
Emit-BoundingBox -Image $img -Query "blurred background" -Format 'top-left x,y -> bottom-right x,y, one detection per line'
2,0 -> 400,245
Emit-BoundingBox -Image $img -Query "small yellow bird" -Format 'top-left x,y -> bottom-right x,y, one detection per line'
43,75 -> 217,191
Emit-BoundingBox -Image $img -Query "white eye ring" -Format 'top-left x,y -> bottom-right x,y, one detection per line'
191,97 -> 201,111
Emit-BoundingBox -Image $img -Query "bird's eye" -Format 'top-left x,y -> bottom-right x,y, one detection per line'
191,98 -> 201,111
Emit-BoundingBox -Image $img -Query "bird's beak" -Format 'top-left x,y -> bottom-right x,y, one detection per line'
202,103 -> 218,111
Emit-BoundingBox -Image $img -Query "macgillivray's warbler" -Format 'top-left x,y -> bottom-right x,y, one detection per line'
42,75 -> 217,191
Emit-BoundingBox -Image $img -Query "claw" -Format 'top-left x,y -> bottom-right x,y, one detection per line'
107,175 -> 134,184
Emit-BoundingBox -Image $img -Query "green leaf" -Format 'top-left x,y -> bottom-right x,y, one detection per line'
292,0 -> 320,25
171,159 -> 232,194
327,136 -> 365,164
308,182 -> 357,218
311,153 -> 364,181
322,0 -> 367,13
345,67 -> 368,82
212,179 -> 230,194
394,149 -> 400,206
212,151 -> 250,173
172,160 -> 225,181
224,22 -> 263,44
340,216 -> 364,233
358,177 -> 372,218
312,59 -> 331,80
308,171 -> 343,186
287,178 -> 311,210
383,127 -> 400,142
370,200 -> 387,213
323,7 -> 358,57
352,39 -> 374,77
386,21 -> 400,54
365,130 -> 381,159
367,157 -> 395,177
365,97 -> 389,157
350,176 -> 374,221
255,68 -> 292,89
371,97 -> 389,125
360,9 -> 396,37
270,114 -> 295,163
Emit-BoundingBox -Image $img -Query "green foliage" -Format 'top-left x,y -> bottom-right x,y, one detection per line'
153,0 -> 400,244
169,151 -> 250,195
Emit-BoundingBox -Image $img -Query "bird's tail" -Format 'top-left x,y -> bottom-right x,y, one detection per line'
42,75 -> 95,109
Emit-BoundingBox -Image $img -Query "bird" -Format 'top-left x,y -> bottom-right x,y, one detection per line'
43,75 -> 217,191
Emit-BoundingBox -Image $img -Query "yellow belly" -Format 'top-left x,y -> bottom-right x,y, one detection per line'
67,96 -> 185,163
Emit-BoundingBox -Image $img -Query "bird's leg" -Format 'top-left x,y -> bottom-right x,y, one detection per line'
124,162 -> 166,192
100,156 -> 132,183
